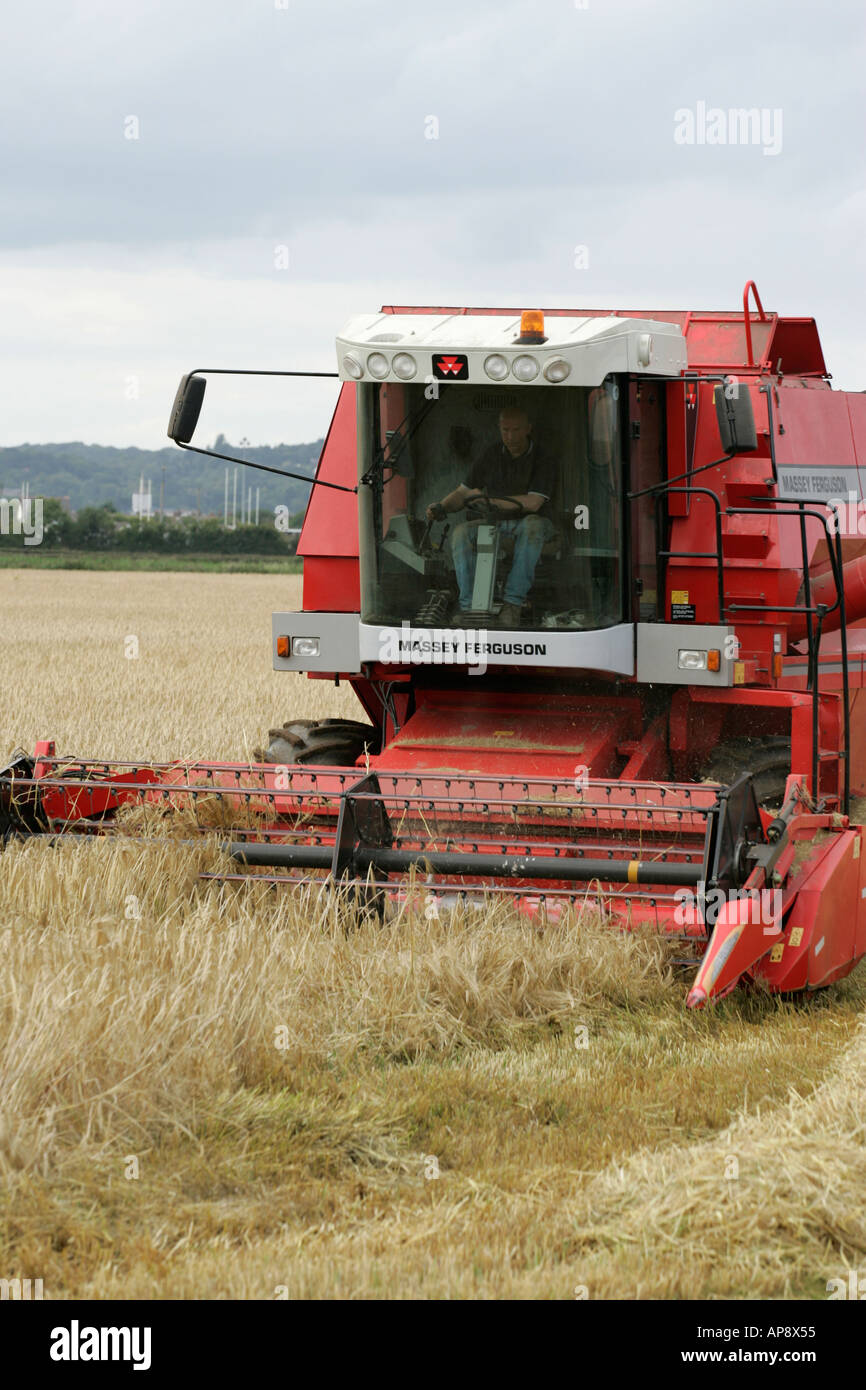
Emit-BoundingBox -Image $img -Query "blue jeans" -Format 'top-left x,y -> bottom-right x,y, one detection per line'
451,515 -> 556,609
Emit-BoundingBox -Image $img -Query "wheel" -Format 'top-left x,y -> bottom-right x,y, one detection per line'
260,718 -> 381,767
698,735 -> 791,810
0,750 -> 45,840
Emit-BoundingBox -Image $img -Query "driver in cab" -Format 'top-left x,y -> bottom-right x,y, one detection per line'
426,407 -> 556,627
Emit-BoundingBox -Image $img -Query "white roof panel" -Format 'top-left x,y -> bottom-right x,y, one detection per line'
336,312 -> 686,385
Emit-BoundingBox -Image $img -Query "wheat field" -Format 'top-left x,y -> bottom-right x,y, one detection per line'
1,569 -> 865,1300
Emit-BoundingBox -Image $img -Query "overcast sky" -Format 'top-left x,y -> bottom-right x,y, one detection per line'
1,0 -> 864,448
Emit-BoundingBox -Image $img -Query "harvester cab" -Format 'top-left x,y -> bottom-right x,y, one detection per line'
297,310 -> 693,678
342,312 -> 659,637
6,285 -> 866,1010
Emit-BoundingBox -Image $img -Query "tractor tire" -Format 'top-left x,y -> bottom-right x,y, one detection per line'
698,735 -> 791,811
0,750 -> 45,842
260,718 -> 381,768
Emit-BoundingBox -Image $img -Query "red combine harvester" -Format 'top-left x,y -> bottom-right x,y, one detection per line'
4,281 -> 866,1008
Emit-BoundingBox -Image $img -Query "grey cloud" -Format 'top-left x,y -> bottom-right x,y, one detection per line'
0,0 -> 863,443
1,0 -> 863,248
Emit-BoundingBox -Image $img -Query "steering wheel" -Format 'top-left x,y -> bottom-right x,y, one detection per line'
464,493 -> 498,522
464,493 -> 528,522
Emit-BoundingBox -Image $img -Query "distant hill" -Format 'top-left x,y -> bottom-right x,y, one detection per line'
0,439 -> 325,516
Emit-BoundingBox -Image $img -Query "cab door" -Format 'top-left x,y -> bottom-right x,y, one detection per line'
627,378 -> 665,622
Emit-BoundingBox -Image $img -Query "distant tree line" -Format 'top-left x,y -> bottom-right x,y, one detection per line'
0,439 -> 323,517
0,500 -> 302,554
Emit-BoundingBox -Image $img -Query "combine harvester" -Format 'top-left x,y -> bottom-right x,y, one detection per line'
4,281 -> 866,1008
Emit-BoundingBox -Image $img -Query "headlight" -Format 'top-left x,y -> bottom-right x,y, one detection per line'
342,355 -> 363,380
367,352 -> 390,379
392,352 -> 417,380
512,354 -> 539,382
292,637 -> 320,658
678,650 -> 707,670
483,353 -> 509,381
543,358 -> 571,383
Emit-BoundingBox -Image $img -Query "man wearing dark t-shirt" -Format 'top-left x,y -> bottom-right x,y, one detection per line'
426,407 -> 556,626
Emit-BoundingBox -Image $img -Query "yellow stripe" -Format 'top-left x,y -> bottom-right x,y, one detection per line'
628,860 -> 640,884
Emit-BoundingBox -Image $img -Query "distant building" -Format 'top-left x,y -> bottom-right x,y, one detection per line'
132,475 -> 153,519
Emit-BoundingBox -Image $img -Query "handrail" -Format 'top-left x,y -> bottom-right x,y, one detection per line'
725,503 -> 849,813
743,280 -> 767,368
645,485 -> 850,810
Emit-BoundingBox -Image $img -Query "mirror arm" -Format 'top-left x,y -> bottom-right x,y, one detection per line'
169,367 -> 356,496
184,367 -> 340,381
174,440 -> 357,495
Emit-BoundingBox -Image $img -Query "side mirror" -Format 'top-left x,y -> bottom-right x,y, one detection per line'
167,373 -> 206,444
714,383 -> 757,454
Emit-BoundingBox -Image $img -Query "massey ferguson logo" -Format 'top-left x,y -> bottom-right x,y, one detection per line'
432,353 -> 469,380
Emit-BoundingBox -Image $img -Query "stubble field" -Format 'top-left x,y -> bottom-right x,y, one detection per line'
1,569 -> 865,1300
